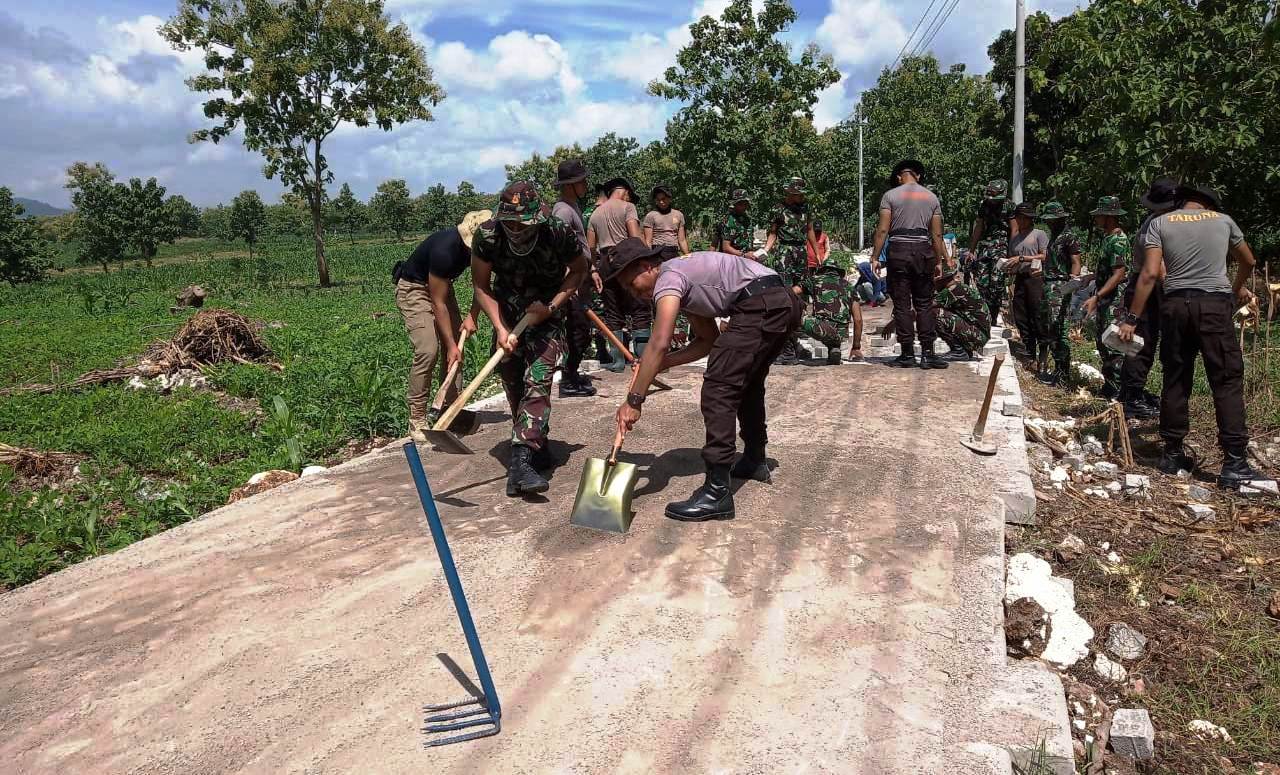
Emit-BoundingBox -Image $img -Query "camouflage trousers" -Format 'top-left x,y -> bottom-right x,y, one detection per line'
1038,279 -> 1073,373
801,316 -> 846,348
772,243 -> 810,289
496,319 -> 565,450
1093,301 -> 1122,394
937,310 -> 989,355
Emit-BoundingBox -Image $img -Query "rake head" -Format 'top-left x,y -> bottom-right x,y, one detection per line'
423,696 -> 501,747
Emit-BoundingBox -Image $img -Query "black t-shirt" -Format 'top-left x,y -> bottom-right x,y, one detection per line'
399,227 -> 470,283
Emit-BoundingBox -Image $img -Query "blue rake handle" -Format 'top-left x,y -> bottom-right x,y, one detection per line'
403,442 -> 502,746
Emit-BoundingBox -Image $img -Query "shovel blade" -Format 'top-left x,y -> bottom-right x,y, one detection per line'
447,409 -> 480,436
570,457 -> 638,533
425,430 -> 473,455
960,434 -> 998,456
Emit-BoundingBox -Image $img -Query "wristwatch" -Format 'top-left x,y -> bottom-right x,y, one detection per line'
626,392 -> 646,409
1121,311 -> 1139,325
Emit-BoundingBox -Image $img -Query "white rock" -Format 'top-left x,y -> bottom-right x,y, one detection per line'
1005,553 -> 1094,668
1106,622 -> 1148,660
301,465 -> 328,478
1188,484 -> 1213,502
1064,454 -> 1086,471
1110,708 -> 1155,760
1001,398 -> 1024,417
1050,466 -> 1070,483
1073,362 -> 1105,387
1107,551 -> 1123,564
1124,473 -> 1151,491
1185,504 -> 1216,522
1094,461 -> 1119,477
1106,480 -> 1123,493
1085,487 -> 1111,500
1187,719 -> 1232,743
1094,652 -> 1128,681
1084,440 -> 1105,457
247,471 -> 269,486
1240,479 -> 1279,496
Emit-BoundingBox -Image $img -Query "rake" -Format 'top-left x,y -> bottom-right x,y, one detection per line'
403,442 -> 502,746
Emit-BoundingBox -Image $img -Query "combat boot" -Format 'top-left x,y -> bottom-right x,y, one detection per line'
665,465 -> 735,521
890,352 -> 917,368
730,446 -> 771,483
943,347 -> 975,362
558,375 -> 597,397
1123,394 -> 1159,420
920,349 -> 949,370
1156,443 -> 1195,476
826,349 -> 842,365
506,446 -> 549,496
408,416 -> 429,443
1218,448 -> 1265,490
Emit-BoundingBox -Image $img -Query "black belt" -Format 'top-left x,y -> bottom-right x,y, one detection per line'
734,275 -> 785,303
889,227 -> 929,239
1166,289 -> 1231,299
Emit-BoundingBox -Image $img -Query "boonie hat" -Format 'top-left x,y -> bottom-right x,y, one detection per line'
457,209 -> 492,248
1010,202 -> 1037,219
891,159 -> 925,181
599,237 -> 665,282
1089,196 -> 1127,216
1176,184 -> 1223,211
601,176 -> 637,201
553,159 -> 588,187
729,188 -> 750,204
1040,201 -> 1069,220
816,257 -> 843,275
650,184 -> 673,200
783,176 -> 807,194
983,179 -> 1009,199
1139,176 -> 1179,210
494,181 -> 548,223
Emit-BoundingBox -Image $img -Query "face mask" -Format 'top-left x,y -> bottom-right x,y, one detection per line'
501,221 -> 540,256
656,202 -> 672,214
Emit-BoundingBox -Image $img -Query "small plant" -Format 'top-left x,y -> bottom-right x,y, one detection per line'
351,358 -> 397,438
263,394 -> 305,472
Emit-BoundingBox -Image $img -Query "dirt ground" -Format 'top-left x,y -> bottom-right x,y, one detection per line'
1,310 -> 1065,774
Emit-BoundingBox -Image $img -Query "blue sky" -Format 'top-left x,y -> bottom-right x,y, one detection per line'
0,0 -> 1083,208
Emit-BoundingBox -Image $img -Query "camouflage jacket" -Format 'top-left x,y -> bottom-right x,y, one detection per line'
1093,230 -> 1130,303
717,211 -> 753,252
937,280 -> 991,331
801,266 -> 856,326
1045,227 -> 1082,281
471,216 -> 581,315
769,202 -> 811,245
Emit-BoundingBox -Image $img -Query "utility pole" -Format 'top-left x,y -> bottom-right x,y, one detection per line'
1012,0 -> 1026,204
857,104 -> 866,250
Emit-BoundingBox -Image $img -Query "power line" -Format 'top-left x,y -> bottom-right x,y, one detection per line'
889,0 -> 942,72
910,0 -> 963,61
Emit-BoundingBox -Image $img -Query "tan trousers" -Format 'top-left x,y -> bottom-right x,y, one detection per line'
395,279 -> 462,421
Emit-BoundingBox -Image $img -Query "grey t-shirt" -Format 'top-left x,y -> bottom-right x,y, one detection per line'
878,183 -> 941,242
551,200 -> 587,253
1143,208 -> 1244,294
642,209 -> 685,247
588,198 -> 639,250
1006,229 -> 1049,276
653,251 -> 777,318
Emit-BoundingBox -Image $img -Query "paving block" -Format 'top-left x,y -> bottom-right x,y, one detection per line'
983,339 -> 1009,356
1240,479 -> 1278,497
1001,397 -> 1023,417
1110,708 -> 1155,760
1185,504 -> 1216,521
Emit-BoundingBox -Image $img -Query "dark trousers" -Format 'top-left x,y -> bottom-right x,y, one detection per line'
886,241 -> 938,350
1121,285 -> 1162,399
1159,292 -> 1249,452
1011,273 -> 1045,356
701,286 -> 802,467
563,281 -> 592,379
598,247 -> 653,332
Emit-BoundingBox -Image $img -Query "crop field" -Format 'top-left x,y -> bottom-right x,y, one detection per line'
0,237 -> 495,589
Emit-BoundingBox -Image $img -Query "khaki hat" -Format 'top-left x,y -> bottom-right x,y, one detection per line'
457,209 -> 492,249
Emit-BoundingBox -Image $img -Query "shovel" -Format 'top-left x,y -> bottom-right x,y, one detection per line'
570,371 -> 640,533
429,329 -> 479,436
427,313 -> 534,455
584,308 -> 671,391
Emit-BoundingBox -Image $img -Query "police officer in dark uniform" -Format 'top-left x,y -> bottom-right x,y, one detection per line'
1120,185 -> 1270,489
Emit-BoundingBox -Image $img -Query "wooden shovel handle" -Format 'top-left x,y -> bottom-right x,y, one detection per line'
430,329 -> 470,412
586,308 -> 638,363
433,313 -> 534,432
609,365 -> 641,464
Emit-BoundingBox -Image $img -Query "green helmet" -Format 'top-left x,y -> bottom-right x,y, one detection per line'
983,179 -> 1009,200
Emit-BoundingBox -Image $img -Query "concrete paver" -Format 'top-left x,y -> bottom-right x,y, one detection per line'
0,309 -> 1068,774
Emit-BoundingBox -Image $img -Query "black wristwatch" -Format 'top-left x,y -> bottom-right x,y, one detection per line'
1121,311 -> 1139,325
626,392 -> 646,409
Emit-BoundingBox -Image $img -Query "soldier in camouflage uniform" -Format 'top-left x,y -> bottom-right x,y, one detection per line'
763,177 -> 819,364
934,264 -> 991,360
470,181 -> 590,496
1037,201 -> 1083,385
1080,196 -> 1131,399
968,180 -> 1011,325
716,189 -> 754,258
799,257 -> 859,364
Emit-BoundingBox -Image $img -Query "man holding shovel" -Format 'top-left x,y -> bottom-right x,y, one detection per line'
604,239 -> 802,522
471,181 -> 590,496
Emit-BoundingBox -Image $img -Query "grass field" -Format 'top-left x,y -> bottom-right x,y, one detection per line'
0,235 -> 494,588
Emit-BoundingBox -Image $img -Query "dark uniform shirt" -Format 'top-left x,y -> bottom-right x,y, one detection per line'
471,216 -> 581,317
717,211 -> 753,252
399,227 -> 470,283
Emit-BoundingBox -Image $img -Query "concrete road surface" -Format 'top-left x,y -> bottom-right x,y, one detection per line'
0,313 -> 1068,774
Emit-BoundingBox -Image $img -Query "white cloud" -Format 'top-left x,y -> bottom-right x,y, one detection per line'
554,100 -> 665,144
817,0 -> 908,68
813,74 -> 853,131
600,0 -> 763,87
434,31 -> 582,97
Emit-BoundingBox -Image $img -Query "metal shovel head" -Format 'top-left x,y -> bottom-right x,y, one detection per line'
570,457 -> 638,533
961,433 -> 998,456
425,429 -> 473,455
447,409 -> 480,436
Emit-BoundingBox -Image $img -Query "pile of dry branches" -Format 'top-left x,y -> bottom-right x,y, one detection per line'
0,443 -> 77,479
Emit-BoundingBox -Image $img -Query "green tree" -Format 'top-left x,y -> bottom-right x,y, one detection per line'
453,181 -> 488,221
370,179 -> 414,241
201,205 -> 231,240
414,183 -> 452,234
230,190 -> 268,260
266,194 -> 312,238
166,194 -> 202,237
0,187 -> 55,285
118,177 -> 180,266
162,0 -> 445,287
649,0 -> 840,222
816,56 -> 1003,239
65,162 -> 126,273
330,183 -> 366,242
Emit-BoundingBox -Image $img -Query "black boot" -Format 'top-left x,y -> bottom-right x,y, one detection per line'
943,347 -> 975,362
506,446 -> 549,496
826,348 -> 843,365
775,339 -> 798,366
1123,394 -> 1159,420
665,465 -> 735,521
730,447 -> 771,483
890,351 -> 918,368
1156,444 -> 1194,476
558,374 -> 597,397
920,349 -> 949,369
1218,448 -> 1264,490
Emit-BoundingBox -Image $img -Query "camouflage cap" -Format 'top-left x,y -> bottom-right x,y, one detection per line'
729,188 -> 751,204
1040,201 -> 1069,220
1089,196 -> 1127,216
816,257 -> 843,275
783,176 -> 807,194
983,179 -> 1008,200
494,180 -> 548,223
939,263 -> 960,283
